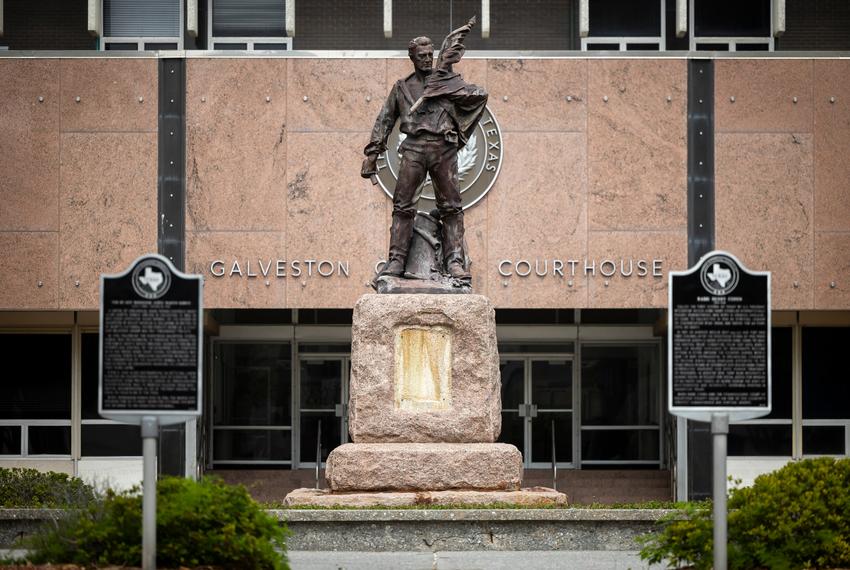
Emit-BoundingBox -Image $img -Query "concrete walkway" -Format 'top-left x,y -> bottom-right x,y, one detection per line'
288,550 -> 656,569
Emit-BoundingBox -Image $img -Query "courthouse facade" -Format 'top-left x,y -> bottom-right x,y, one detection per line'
1,0 -> 849,502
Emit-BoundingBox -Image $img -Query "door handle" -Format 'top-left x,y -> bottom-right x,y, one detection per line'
334,404 -> 347,418
529,404 -> 538,418
518,404 -> 527,417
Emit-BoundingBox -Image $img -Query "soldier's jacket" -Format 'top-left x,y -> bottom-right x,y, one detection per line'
364,70 -> 488,157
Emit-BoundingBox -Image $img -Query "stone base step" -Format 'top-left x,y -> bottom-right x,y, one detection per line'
283,486 -> 567,507
327,442 -> 522,492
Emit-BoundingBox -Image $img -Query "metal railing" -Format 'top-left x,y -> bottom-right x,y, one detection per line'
551,419 -> 558,492
315,419 -> 322,489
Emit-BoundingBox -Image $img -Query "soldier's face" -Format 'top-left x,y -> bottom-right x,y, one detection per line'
411,45 -> 434,73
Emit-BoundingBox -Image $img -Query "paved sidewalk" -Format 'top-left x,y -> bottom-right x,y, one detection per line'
288,550 -> 656,569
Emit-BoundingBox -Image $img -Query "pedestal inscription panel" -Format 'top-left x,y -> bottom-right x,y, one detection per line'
395,326 -> 452,411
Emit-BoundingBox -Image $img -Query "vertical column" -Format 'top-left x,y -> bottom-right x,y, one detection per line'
157,57 -> 188,476
158,58 -> 186,270
684,59 -> 715,501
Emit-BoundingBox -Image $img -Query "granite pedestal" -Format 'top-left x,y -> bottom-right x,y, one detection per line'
284,294 -> 567,507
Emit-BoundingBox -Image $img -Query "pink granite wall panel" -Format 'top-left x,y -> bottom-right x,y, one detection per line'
1,132 -> 60,232
715,133 -> 814,310
0,233 -> 59,309
59,59 -> 157,132
186,59 -> 288,232
0,60 -> 60,232
487,59 -> 587,132
814,232 -> 850,309
715,60 -> 814,133
287,59 -> 386,132
487,132 -> 588,308
0,59 -> 60,134
813,60 -> 850,232
587,59 -> 687,232
59,132 -> 157,309
285,132 -> 386,308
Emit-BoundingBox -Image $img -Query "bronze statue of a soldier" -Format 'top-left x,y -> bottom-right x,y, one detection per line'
361,17 -> 488,288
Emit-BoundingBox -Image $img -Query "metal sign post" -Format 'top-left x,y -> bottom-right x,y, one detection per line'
141,416 -> 159,570
99,254 -> 203,570
712,413 -> 729,570
668,251 -> 771,570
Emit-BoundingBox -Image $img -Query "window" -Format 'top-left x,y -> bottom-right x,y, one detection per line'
727,326 -> 850,458
583,0 -> 665,51
81,333 -> 142,457
102,0 -> 182,50
212,342 -> 292,465
581,343 -> 661,464
691,0 -> 773,51
802,327 -> 850,456
209,0 -> 291,51
729,327 -> 793,456
0,334 -> 72,456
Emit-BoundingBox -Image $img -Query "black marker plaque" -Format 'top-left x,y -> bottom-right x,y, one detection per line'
99,255 -> 202,422
669,251 -> 771,420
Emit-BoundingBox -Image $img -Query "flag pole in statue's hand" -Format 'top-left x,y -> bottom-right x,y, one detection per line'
409,16 -> 476,114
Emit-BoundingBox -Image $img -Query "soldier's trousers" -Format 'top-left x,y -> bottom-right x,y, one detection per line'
388,134 -> 465,266
393,134 -> 462,219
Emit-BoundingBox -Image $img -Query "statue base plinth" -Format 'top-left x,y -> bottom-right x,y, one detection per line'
372,274 -> 472,294
326,443 -> 522,492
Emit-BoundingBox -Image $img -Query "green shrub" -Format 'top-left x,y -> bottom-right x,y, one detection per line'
23,476 -> 289,570
0,468 -> 95,508
640,457 -> 850,569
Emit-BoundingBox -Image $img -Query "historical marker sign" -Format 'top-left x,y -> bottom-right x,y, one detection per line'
99,254 -> 203,425
668,251 -> 771,422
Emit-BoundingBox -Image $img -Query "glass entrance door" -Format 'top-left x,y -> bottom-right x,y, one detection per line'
499,357 -> 575,468
297,355 -> 349,467
211,342 -> 292,466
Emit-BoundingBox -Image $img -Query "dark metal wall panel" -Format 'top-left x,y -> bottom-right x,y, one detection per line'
158,58 -> 186,272
686,58 -> 715,501
157,57 -> 188,477
687,59 -> 715,266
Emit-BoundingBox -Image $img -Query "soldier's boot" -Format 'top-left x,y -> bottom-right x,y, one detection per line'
379,214 -> 415,277
442,213 -> 471,280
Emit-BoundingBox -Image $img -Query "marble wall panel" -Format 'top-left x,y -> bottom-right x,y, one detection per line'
0,59 -> 60,133
487,132 -> 588,308
60,59 -> 157,132
0,132 -> 59,231
186,231 -> 285,308
287,59 -> 386,132
814,232 -> 850,309
285,133 -> 386,308
59,133 -> 157,309
487,59 -> 587,132
0,60 -> 61,232
715,133 -> 814,310
715,60 -> 813,133
0,233 -> 58,309
813,60 -> 850,232
586,231 -> 686,308
186,59 -> 288,231
587,59 -> 687,231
